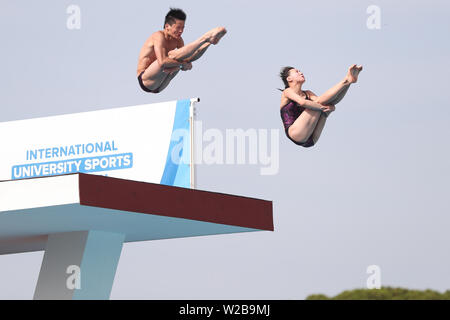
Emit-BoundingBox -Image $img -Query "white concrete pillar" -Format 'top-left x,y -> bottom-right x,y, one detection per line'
33,230 -> 125,300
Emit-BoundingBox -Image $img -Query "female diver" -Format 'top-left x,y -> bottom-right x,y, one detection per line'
280,64 -> 363,147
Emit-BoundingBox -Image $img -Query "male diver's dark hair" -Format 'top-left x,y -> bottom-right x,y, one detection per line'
278,66 -> 294,91
164,8 -> 187,28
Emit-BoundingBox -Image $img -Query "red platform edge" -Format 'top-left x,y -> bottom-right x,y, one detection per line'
78,174 -> 274,231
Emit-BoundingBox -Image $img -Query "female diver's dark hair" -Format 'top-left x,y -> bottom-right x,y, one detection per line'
278,66 -> 294,92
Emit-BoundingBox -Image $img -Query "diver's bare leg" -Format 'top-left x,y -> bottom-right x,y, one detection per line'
331,85 -> 351,105
140,60 -> 172,91
310,114 -> 328,144
185,43 -> 211,63
153,69 -> 180,93
316,64 -> 362,105
288,109 -> 323,144
168,27 -> 226,61
319,82 -> 350,105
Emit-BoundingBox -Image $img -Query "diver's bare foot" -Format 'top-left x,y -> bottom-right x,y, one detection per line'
346,64 -> 363,83
205,27 -> 227,44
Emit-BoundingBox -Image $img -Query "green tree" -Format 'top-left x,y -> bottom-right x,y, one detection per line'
306,287 -> 450,300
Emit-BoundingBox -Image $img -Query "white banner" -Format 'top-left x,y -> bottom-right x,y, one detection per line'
0,99 -> 195,188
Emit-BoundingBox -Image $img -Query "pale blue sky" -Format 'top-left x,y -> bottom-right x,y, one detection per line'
0,0 -> 449,299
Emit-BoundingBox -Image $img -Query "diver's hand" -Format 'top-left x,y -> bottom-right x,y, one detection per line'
181,62 -> 192,71
319,104 -> 335,113
324,104 -> 335,113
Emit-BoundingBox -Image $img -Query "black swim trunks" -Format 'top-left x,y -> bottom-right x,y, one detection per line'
138,72 -> 158,93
